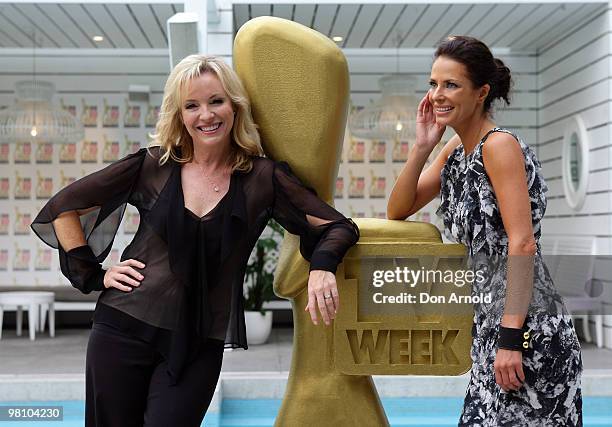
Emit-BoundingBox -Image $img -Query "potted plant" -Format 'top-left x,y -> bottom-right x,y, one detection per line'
243,219 -> 284,345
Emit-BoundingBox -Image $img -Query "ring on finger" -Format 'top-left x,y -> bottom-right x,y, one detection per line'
324,294 -> 332,299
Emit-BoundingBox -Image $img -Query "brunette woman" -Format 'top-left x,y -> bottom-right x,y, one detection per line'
388,36 -> 582,426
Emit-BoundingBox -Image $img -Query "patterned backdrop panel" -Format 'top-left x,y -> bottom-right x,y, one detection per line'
0,93 -> 161,287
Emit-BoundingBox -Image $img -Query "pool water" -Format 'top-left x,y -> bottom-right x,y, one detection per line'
0,397 -> 610,426
219,397 -> 611,427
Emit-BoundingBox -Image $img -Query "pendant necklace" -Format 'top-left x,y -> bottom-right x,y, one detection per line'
203,167 -> 225,193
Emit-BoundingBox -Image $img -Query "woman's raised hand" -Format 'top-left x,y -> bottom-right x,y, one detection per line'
415,92 -> 446,153
103,259 -> 145,292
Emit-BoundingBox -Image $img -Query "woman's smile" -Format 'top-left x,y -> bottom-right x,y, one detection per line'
196,122 -> 223,134
434,105 -> 454,115
182,72 -> 235,149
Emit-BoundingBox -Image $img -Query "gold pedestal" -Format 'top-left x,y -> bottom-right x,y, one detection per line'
234,17 -> 472,427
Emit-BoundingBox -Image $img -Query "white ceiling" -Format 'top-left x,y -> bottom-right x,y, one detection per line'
234,2 -> 605,51
0,2 -> 182,48
0,2 -> 605,51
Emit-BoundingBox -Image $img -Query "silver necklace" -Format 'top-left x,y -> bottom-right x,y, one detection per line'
202,167 -> 227,193
203,173 -> 219,192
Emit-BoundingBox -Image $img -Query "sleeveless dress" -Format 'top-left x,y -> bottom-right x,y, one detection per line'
436,128 -> 583,426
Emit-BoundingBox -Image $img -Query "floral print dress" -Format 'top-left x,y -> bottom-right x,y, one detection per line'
436,128 -> 583,426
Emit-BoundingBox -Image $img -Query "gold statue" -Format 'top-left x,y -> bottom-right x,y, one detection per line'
234,16 -> 471,427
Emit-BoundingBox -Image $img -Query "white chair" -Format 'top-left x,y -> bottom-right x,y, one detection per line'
544,236 -> 603,348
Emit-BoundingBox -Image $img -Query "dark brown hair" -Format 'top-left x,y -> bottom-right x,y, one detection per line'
434,35 -> 512,113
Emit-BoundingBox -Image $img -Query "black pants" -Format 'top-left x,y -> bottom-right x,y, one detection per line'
85,322 -> 224,427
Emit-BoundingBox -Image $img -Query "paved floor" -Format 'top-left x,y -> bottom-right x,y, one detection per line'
0,327 -> 611,376
0,328 -> 294,375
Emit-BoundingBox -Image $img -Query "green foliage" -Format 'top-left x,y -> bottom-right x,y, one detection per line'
243,219 -> 284,313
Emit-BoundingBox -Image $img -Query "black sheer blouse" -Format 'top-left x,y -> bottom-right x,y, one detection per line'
183,193 -> 228,341
31,147 -> 359,380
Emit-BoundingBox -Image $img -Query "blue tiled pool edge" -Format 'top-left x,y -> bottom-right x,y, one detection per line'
1,372 -> 611,426
220,397 -> 612,427
1,397 -> 611,427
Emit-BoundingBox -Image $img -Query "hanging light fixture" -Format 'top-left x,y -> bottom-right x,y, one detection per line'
349,32 -> 417,141
349,74 -> 417,141
0,33 -> 83,144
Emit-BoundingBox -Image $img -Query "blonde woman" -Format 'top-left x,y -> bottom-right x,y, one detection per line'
32,55 -> 358,426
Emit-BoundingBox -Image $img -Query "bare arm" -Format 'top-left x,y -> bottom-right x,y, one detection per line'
483,132 -> 537,392
388,136 -> 460,219
388,93 -> 454,219
482,132 -> 537,328
53,206 -> 101,251
53,211 -> 87,252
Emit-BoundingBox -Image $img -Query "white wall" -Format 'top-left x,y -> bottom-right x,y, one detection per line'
538,6 -> 610,240
207,0 -> 233,58
536,4 -> 612,347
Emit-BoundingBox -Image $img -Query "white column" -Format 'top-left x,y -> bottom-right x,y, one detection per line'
167,13 -> 200,68
205,0 -> 234,61
606,2 -> 612,349
184,0 -> 209,54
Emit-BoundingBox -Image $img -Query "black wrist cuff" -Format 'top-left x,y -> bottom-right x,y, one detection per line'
60,245 -> 105,293
498,326 -> 531,352
309,250 -> 338,274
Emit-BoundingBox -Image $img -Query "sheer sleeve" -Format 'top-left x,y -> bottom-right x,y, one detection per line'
31,148 -> 147,293
272,162 -> 359,273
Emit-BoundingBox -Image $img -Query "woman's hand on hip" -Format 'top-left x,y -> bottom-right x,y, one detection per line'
415,92 -> 446,152
494,348 -> 525,392
304,270 -> 338,326
103,259 -> 145,292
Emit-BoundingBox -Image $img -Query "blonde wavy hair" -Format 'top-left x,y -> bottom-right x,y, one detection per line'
150,55 -> 263,171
